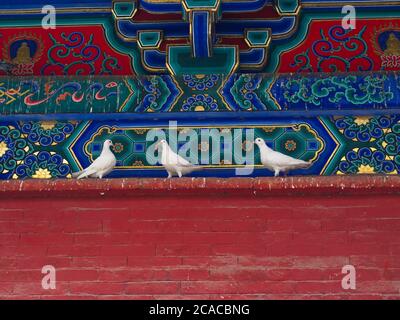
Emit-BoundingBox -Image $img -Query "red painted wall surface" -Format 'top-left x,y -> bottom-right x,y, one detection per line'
1,177 -> 400,300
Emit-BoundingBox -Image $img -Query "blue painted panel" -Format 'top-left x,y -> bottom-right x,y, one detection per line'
192,11 -> 210,58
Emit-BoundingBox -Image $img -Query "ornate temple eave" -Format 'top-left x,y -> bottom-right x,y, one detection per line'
1,175 -> 400,198
0,0 -> 110,11
2,0 -> 399,12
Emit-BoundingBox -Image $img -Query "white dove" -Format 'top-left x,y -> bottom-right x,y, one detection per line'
72,139 -> 116,179
254,138 -> 312,177
155,139 -> 201,178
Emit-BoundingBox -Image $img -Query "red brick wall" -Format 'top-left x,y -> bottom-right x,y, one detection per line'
1,177 -> 400,299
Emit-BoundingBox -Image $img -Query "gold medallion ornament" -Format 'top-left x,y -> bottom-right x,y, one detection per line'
2,32 -> 44,75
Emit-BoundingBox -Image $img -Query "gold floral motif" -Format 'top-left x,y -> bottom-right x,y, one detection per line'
357,164 -> 375,174
285,140 -> 297,152
262,127 -> 275,133
133,128 -> 147,135
32,168 -> 51,179
194,105 -> 205,111
40,121 -> 56,130
0,141 -> 9,157
112,142 -> 124,153
179,128 -> 190,134
354,116 -> 371,126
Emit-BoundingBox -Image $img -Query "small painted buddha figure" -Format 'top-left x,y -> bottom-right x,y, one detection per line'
12,42 -> 32,64
384,32 -> 400,56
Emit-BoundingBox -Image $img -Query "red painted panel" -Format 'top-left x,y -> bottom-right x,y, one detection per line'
0,26 -> 134,76
278,19 -> 394,73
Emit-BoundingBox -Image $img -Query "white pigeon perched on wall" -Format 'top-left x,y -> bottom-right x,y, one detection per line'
156,139 -> 201,178
254,138 -> 312,177
72,139 -> 116,179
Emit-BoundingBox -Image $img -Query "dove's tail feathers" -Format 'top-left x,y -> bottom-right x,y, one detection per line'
296,161 -> 313,170
178,165 -> 203,176
77,168 -> 97,179
305,161 -> 313,169
180,163 -> 203,171
71,170 -> 84,179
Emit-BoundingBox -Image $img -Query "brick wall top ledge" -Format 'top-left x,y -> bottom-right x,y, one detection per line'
0,176 -> 399,198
